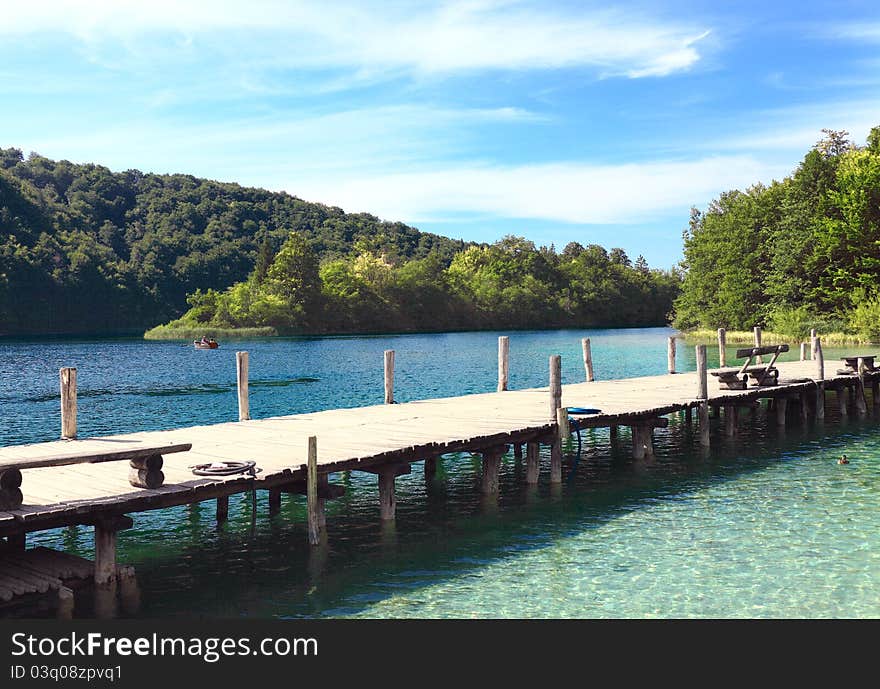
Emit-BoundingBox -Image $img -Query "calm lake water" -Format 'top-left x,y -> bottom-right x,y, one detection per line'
1,328 -> 878,618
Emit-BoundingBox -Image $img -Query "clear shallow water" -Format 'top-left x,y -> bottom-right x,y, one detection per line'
1,328 -> 878,618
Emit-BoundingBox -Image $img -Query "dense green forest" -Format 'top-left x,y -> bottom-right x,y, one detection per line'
674,126 -> 880,340
0,148 -> 467,335
156,232 -> 680,335
0,147 -> 679,337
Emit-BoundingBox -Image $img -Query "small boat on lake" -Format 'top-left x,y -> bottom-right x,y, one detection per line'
194,338 -> 219,349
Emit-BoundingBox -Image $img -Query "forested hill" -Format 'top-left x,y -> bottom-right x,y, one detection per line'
1,147 -> 680,337
674,126 -> 880,340
0,148 -> 466,335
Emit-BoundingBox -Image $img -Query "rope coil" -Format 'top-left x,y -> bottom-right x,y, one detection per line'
190,460 -> 260,477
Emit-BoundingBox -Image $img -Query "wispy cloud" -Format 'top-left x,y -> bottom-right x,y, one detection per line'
284,156 -> 789,226
1,1 -> 710,80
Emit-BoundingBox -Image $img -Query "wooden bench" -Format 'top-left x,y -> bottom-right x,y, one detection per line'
0,443 -> 191,510
839,355 -> 877,374
711,344 -> 789,390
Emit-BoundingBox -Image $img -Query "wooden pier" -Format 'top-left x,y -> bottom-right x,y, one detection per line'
1,335 -> 877,615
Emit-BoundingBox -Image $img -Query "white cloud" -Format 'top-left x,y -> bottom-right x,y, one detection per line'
708,98 -> 880,154
0,1 -> 710,79
283,156 -> 789,226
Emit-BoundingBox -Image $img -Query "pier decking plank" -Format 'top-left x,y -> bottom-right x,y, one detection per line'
0,359 -> 859,534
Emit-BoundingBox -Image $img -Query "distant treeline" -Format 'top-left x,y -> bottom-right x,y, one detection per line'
155,233 -> 680,335
0,148 -> 465,335
674,126 -> 880,341
0,147 -> 679,337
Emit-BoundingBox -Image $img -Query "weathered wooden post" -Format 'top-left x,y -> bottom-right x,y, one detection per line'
525,442 -> 540,484
268,488 -> 281,516
551,408 -> 564,484
481,446 -> 505,495
814,337 -> 825,420
549,355 -> 562,421
754,326 -> 763,364
776,397 -> 788,426
93,515 -> 133,586
378,468 -> 397,519
696,345 -> 710,447
724,405 -> 737,436
424,456 -> 437,482
717,328 -> 727,367
60,367 -> 77,439
667,336 -> 676,374
497,336 -> 509,392
236,351 -> 250,421
216,495 -> 229,524
855,357 -> 869,416
810,329 -> 818,359
800,343 -> 807,361
384,350 -> 395,404
306,436 -> 323,545
582,338 -> 594,382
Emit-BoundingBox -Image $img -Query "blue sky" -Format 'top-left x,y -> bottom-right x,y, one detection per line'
1,0 -> 879,268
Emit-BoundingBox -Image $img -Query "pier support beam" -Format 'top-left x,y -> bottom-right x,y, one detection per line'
216,496 -> 229,524
268,488 -> 281,516
92,515 -> 133,586
378,468 -> 397,521
384,350 -> 395,404
513,443 -> 522,460
582,338 -> 594,382
424,456 -> 437,482
698,403 -> 710,447
776,397 -> 788,427
525,442 -> 540,484
723,405 -> 738,436
800,391 -> 811,424
481,446 -> 505,495
684,406 -> 692,426
855,359 -> 869,416
872,379 -> 880,411
306,436 -> 324,545
836,387 -> 848,417
816,383 -> 825,421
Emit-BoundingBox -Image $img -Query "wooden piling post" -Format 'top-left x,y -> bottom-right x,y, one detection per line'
216,496 -> 229,524
513,443 -> 523,460
717,328 -> 726,367
549,355 -> 562,421
306,436 -> 322,545
582,338 -> 594,382
800,391 -> 810,423
497,336 -> 509,392
855,358 -> 869,416
800,343 -> 807,361
551,407 -> 565,484
268,487 -> 281,516
837,386 -> 848,417
60,367 -> 77,439
236,351 -> 250,421
724,405 -> 737,436
525,442 -> 540,484
872,379 -> 880,411
480,448 -> 503,495
816,382 -> 825,421
632,425 -> 646,459
94,525 -> 117,586
384,350 -> 395,404
378,467 -> 397,520
685,406 -> 692,425
667,336 -> 676,374
424,456 -> 437,482
696,345 -> 710,447
776,397 -> 788,426
810,329 -> 817,359
814,337 -> 824,381
754,326 -> 763,364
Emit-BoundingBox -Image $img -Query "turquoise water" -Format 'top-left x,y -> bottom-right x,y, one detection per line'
2,328 -> 878,618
